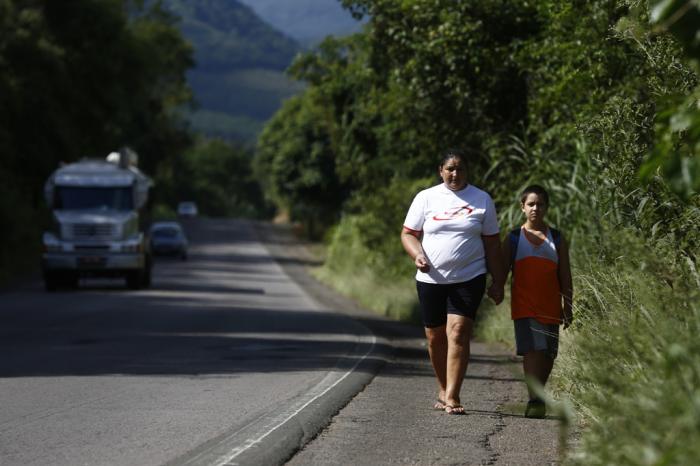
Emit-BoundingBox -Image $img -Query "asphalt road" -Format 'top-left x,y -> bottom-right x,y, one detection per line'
0,219 -> 387,466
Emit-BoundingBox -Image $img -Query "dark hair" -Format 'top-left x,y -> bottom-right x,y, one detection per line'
520,184 -> 549,205
440,148 -> 467,167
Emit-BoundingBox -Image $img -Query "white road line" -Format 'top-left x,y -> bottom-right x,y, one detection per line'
212,335 -> 377,466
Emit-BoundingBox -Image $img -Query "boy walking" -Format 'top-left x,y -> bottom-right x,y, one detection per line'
502,185 -> 573,418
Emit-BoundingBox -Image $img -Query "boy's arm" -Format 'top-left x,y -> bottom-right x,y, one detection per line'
558,236 -> 574,328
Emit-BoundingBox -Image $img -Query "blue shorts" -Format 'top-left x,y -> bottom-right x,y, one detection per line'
514,318 -> 559,359
415,274 -> 486,328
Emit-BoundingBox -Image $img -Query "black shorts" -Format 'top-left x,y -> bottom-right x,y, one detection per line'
415,274 -> 486,328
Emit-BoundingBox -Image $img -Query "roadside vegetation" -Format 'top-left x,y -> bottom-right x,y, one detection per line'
256,0 -> 700,463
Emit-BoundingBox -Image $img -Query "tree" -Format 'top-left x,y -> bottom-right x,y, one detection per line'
642,0 -> 700,198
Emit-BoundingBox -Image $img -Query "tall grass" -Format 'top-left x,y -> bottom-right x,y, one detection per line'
557,228 -> 700,465
312,215 -> 421,323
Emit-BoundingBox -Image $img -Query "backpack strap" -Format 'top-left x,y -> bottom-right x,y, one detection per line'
550,228 -> 561,252
508,227 -> 520,268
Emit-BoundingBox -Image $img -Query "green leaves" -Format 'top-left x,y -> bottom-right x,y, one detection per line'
644,0 -> 700,198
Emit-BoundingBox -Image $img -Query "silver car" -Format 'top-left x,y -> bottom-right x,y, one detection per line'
149,221 -> 188,260
177,201 -> 198,217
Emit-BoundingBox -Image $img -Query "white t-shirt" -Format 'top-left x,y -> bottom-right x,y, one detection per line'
403,183 -> 499,284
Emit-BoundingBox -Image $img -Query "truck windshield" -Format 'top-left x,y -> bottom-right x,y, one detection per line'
55,187 -> 133,211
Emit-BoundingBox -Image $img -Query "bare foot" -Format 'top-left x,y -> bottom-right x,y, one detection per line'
433,390 -> 447,410
444,404 -> 465,415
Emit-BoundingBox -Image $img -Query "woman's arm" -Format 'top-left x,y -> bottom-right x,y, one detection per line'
558,236 -> 574,328
482,234 -> 506,304
401,227 -> 429,272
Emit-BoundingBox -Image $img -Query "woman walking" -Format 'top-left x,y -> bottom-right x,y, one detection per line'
401,149 -> 505,414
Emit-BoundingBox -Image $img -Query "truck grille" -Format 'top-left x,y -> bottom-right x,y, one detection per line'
71,224 -> 114,239
74,244 -> 110,251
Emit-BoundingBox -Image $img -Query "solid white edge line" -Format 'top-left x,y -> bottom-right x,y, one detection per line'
212,335 -> 377,466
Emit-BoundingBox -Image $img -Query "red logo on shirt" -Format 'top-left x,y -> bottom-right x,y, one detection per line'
433,205 -> 474,221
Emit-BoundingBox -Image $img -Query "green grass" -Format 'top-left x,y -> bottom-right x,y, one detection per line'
310,215 -> 421,323
474,294 -> 515,348
556,242 -> 700,465
312,264 -> 420,323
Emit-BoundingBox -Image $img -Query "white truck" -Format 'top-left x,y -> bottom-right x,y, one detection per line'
41,148 -> 153,291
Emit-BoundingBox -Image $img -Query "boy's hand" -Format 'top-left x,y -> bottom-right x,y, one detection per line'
563,308 -> 573,329
487,282 -> 504,305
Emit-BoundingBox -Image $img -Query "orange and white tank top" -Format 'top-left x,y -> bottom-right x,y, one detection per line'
511,227 -> 562,324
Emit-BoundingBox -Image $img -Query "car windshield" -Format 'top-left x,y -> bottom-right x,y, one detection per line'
152,228 -> 180,238
55,186 -> 133,211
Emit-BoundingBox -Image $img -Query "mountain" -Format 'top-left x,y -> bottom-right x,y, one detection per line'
162,0 -> 305,141
237,0 -> 364,47
164,0 -> 300,71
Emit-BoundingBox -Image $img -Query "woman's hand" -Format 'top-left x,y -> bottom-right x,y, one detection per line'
487,282 -> 504,304
401,228 -> 429,272
415,253 -> 430,273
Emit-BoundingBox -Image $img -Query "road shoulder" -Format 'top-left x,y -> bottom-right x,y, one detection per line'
254,221 -> 562,465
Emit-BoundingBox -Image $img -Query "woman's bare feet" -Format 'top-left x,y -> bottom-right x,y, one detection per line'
444,396 -> 465,415
433,390 -> 447,410
444,404 -> 465,415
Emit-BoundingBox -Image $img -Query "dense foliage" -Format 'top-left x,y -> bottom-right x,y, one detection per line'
257,0 -> 700,462
160,138 -> 270,219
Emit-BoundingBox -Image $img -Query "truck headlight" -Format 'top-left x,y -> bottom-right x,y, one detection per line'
121,239 -> 142,253
43,232 -> 62,252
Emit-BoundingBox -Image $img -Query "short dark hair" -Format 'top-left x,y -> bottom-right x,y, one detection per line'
520,184 -> 549,205
440,148 -> 466,167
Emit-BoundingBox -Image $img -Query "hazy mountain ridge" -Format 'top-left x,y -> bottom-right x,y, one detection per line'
237,0 -> 363,46
160,0 -> 361,141
163,0 -> 300,71
158,0 -> 304,141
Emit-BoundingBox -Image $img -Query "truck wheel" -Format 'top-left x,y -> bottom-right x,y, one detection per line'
142,254 -> 152,288
44,274 -> 58,292
63,273 -> 79,289
126,271 -> 142,290
141,267 -> 151,288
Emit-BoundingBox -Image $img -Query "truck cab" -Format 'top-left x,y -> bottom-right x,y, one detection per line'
41,149 -> 153,291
